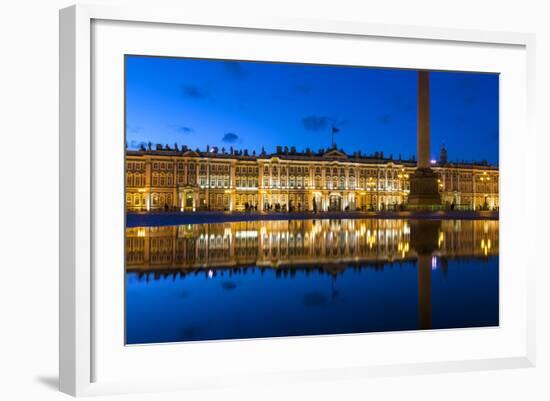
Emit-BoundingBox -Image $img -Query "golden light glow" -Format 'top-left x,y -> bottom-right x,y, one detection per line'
480,238 -> 492,256
397,241 -> 410,258
126,219 -> 498,269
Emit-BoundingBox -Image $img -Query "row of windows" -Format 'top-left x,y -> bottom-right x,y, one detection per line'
125,192 -> 174,206
151,173 -> 173,186
437,183 -> 498,193
236,177 -> 258,188
132,158 -> 496,175
126,193 -> 145,206
177,162 -> 196,171
200,163 -> 230,173
198,176 -> 230,187
475,183 -> 499,193
151,193 -> 173,206
127,162 -> 145,171
126,173 -> 145,187
178,175 -> 196,185
260,177 -> 408,191
128,166 -> 497,190
152,161 -> 174,171
237,166 -> 258,175
127,176 -> 413,192
439,173 -> 497,181
261,168 -> 403,179
236,194 -> 258,206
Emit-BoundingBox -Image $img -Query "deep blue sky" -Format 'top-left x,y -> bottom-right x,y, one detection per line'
126,56 -> 499,165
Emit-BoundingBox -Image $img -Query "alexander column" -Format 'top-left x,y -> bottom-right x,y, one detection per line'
407,70 -> 441,208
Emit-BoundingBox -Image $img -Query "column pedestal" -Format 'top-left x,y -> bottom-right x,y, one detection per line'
407,167 -> 441,208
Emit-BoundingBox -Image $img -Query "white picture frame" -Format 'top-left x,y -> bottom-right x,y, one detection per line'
59,4 -> 536,397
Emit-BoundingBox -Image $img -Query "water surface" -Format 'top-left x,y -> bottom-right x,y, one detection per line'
126,219 -> 499,344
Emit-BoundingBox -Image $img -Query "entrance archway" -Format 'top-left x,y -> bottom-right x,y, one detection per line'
329,193 -> 342,211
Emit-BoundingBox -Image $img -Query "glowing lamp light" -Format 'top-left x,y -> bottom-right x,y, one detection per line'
430,159 -> 437,165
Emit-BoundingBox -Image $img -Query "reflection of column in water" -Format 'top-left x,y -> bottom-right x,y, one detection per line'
417,253 -> 432,330
410,220 -> 440,331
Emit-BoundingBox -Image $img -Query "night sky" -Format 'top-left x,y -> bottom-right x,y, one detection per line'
125,55 -> 499,165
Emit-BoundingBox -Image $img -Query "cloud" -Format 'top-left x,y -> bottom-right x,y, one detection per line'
168,124 -> 194,135
222,132 -> 239,143
378,114 -> 393,125
180,84 -> 209,99
175,125 -> 194,134
223,62 -> 248,79
302,115 -> 331,132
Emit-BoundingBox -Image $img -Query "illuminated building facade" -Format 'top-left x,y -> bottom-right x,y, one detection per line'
125,145 -> 499,212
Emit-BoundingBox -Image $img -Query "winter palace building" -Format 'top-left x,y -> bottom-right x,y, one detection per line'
125,144 -> 499,212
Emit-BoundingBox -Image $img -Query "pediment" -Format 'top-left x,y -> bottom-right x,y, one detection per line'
182,150 -> 200,157
323,149 -> 348,159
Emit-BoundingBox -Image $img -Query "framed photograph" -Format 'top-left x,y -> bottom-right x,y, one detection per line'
60,4 -> 536,396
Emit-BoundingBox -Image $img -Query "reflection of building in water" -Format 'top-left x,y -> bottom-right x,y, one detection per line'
436,220 -> 499,258
125,145 -> 499,212
126,219 -> 498,271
